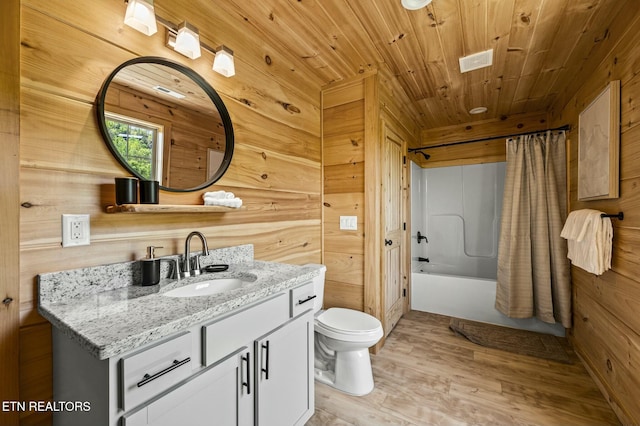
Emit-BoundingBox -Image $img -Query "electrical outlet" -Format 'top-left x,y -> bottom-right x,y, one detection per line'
62,214 -> 90,247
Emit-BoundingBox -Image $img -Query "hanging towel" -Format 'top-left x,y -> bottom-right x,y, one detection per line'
560,209 -> 612,275
202,191 -> 243,208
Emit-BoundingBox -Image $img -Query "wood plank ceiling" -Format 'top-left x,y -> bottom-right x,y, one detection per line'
184,0 -> 628,131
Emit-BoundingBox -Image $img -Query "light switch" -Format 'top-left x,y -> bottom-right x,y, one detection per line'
339,216 -> 358,230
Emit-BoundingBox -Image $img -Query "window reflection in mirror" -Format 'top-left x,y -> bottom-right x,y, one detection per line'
97,57 -> 234,192
105,112 -> 164,181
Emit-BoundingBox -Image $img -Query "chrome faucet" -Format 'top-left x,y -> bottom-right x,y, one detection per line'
181,231 -> 209,278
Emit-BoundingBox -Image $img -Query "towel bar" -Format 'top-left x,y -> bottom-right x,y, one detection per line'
600,212 -> 624,220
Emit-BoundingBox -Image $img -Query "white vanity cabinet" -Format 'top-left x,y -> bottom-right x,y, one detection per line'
51,328 -> 198,426
51,283 -> 314,426
202,290 -> 314,426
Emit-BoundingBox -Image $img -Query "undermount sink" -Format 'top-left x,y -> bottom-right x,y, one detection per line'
163,279 -> 246,298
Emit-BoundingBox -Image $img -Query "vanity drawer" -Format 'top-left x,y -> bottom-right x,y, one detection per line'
290,282 -> 315,317
120,332 -> 192,411
202,292 -> 288,367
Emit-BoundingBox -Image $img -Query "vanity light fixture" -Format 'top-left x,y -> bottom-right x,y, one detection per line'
174,21 -> 202,59
165,31 -> 177,49
401,0 -> 432,10
135,12 -> 237,77
212,45 -> 235,77
166,30 -> 236,77
124,0 -> 157,36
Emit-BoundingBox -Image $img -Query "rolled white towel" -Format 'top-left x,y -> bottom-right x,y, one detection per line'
203,190 -> 225,199
203,191 -> 235,200
204,197 -> 243,208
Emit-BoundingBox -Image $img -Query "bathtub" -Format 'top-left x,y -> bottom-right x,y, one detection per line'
411,262 -> 565,337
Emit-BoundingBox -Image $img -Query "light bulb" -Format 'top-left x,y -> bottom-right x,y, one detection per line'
124,0 -> 157,36
213,46 -> 235,77
174,21 -> 201,59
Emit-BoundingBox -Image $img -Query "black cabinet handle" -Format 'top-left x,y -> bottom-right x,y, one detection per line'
385,239 -> 393,246
137,357 -> 191,387
241,352 -> 251,395
261,341 -> 270,380
297,294 -> 317,305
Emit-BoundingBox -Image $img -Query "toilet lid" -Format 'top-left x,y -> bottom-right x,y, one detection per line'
317,308 -> 382,334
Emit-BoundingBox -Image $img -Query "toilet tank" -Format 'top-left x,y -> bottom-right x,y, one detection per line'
303,264 -> 326,312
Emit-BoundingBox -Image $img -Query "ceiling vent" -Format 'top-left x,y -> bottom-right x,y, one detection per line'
459,49 -> 494,73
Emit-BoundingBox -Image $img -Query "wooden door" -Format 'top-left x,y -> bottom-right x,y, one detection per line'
381,122 -> 405,335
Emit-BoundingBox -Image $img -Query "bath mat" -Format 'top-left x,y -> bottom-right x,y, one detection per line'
449,317 -> 572,364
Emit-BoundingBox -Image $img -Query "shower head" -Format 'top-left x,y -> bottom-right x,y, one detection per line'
409,149 -> 431,161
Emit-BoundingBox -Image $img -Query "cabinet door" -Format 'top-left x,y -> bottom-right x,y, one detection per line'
255,313 -> 313,426
123,348 -> 253,426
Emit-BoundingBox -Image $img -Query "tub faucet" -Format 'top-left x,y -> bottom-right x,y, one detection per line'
417,231 -> 428,244
181,231 -> 209,278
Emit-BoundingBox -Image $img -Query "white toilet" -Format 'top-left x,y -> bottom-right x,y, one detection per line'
305,264 -> 384,396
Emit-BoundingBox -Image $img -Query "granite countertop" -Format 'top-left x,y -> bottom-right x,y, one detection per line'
38,245 -> 320,360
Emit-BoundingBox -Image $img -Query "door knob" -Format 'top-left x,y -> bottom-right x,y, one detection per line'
385,239 -> 393,246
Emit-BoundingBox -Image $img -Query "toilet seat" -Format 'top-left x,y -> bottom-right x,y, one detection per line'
315,308 -> 383,343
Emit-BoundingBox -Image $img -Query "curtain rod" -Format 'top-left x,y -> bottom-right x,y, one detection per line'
408,124 -> 571,152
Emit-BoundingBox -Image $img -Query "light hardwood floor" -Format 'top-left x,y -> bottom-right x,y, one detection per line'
307,311 -> 620,426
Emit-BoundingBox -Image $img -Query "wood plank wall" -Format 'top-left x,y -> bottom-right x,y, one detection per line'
412,111 -> 549,168
321,67 -> 418,346
322,77 -> 367,311
0,0 -> 21,425
17,1 -> 322,424
549,5 -> 640,424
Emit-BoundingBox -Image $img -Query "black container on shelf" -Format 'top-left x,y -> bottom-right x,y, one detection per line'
139,180 -> 159,204
115,177 -> 138,205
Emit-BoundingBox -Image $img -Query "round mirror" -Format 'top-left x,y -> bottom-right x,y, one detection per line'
96,57 -> 234,192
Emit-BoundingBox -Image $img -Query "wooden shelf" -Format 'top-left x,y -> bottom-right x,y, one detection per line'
105,204 -> 246,213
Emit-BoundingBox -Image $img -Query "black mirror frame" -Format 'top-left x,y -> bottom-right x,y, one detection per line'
96,56 -> 234,192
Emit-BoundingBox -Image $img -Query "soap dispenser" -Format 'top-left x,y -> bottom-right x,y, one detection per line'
141,246 -> 162,286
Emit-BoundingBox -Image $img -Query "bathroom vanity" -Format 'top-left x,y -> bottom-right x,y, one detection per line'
38,244 -> 317,426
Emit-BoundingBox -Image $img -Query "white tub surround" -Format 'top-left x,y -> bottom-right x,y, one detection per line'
410,161 -> 565,337
411,270 -> 565,337
411,162 -> 506,274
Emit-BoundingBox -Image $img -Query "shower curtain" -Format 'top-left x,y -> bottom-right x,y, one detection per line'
495,131 -> 572,328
